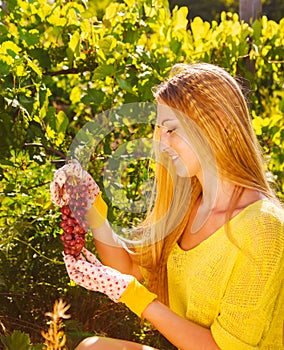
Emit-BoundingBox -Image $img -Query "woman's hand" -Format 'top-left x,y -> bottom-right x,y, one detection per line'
64,247 -> 134,302
50,159 -> 100,209
50,160 -> 108,229
64,247 -> 157,316
50,160 -> 108,257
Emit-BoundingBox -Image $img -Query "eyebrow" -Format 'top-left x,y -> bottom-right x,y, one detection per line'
161,119 -> 176,126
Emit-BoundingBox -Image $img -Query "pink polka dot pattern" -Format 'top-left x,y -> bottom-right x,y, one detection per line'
50,160 -> 100,208
64,248 -> 133,303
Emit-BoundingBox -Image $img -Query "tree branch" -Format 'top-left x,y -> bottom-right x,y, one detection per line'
43,65 -> 96,76
23,142 -> 66,159
44,67 -> 81,76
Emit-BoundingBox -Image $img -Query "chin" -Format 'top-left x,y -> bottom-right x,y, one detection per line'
175,167 -> 191,178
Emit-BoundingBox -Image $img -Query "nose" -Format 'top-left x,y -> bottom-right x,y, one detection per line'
159,129 -> 171,153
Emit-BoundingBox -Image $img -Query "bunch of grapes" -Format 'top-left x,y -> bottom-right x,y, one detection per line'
60,181 -> 89,257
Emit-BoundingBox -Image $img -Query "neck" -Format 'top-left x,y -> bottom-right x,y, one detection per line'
191,175 -> 265,234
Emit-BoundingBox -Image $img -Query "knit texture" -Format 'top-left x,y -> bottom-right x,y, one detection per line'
85,192 -> 108,229
167,200 -> 284,349
119,279 -> 157,318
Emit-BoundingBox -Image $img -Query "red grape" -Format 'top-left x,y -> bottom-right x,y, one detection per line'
66,218 -> 75,226
73,225 -> 84,234
61,214 -> 68,221
61,205 -> 71,216
58,175 -> 90,257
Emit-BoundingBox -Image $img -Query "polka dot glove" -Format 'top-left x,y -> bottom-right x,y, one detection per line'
64,248 -> 157,317
64,247 -> 134,303
50,159 -> 100,209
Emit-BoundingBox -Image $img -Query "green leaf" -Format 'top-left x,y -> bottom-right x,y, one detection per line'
172,6 -> 188,31
82,0 -> 113,19
93,64 -> 114,79
98,36 -> 117,55
0,23 -> 8,43
0,112 -> 13,148
70,86 -> 82,104
38,90 -> 52,122
252,19 -> 262,40
81,2 -> 98,19
0,59 -> 10,75
66,47 -> 74,66
31,345 -> 46,350
19,94 -> 34,116
28,48 -> 51,69
69,30 -> 80,56
279,99 -> 284,113
20,28 -> 40,47
0,330 -> 31,350
0,41 -> 21,55
144,3 -> 156,17
116,76 -> 135,94
52,110 -> 69,134
252,116 -> 263,136
104,2 -> 120,21
190,17 -> 210,41
45,109 -> 69,146
26,57 -> 42,77
82,88 -> 104,105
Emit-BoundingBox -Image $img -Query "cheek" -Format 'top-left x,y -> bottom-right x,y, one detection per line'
176,139 -> 194,160
179,144 -> 201,173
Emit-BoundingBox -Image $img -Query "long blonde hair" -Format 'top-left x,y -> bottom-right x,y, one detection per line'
134,63 -> 276,305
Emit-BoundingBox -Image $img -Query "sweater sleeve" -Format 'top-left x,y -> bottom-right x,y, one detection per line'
119,278 -> 157,317
211,210 -> 284,349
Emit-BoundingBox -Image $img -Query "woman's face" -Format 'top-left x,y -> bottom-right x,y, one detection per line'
157,104 -> 202,179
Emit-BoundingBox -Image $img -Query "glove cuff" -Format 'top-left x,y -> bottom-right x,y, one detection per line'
85,192 -> 108,229
119,278 -> 157,318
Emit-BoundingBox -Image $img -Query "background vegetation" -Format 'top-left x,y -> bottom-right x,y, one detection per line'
169,0 -> 284,22
0,0 -> 283,349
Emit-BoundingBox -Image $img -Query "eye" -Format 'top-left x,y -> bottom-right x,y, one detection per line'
156,125 -> 176,134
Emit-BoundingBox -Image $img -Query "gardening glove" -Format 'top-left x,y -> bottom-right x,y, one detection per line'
64,247 -> 157,317
50,159 -> 108,229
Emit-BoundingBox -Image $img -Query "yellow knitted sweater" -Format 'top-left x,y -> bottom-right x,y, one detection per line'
167,200 -> 284,349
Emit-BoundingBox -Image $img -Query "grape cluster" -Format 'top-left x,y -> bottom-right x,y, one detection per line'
60,182 -> 89,257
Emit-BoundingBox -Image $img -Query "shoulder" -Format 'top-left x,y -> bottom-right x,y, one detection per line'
235,199 -> 284,230
258,199 -> 284,219
232,199 -> 284,258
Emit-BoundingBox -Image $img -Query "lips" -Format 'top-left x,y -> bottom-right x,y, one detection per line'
168,154 -> 179,162
162,150 -> 179,162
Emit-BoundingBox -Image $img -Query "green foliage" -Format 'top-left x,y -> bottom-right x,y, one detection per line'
169,0 -> 284,22
0,330 -> 45,350
0,0 -> 283,348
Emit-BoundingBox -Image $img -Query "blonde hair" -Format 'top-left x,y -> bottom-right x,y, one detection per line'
134,63 -> 276,305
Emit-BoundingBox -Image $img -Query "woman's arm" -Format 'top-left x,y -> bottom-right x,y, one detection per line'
142,300 -> 220,350
66,252 -> 219,350
91,222 -> 143,281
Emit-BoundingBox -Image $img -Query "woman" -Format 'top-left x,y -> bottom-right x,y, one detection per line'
51,63 -> 284,349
